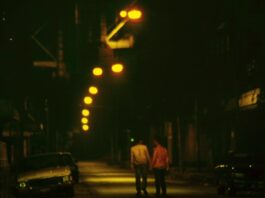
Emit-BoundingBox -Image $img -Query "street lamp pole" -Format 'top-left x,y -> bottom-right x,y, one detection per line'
105,8 -> 142,50
97,2 -> 142,162
110,63 -> 124,162
44,98 -> 50,152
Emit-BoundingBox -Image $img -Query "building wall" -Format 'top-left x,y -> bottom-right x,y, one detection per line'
213,0 -> 265,157
0,141 -> 8,168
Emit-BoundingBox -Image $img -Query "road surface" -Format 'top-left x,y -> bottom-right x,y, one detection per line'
74,161 -> 264,198
3,161 -> 264,198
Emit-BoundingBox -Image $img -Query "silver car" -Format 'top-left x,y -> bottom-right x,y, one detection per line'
12,152 -> 76,197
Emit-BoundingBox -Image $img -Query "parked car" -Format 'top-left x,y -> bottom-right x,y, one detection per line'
11,152 -> 79,197
214,152 -> 265,196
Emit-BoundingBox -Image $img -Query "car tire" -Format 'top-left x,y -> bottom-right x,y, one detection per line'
217,178 -> 227,195
227,186 -> 236,196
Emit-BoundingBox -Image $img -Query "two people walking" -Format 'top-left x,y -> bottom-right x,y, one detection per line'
130,137 -> 169,197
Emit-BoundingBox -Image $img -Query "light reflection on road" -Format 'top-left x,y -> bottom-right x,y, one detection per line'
77,161 -> 216,196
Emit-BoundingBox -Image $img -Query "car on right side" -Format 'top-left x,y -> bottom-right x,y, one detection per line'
214,152 -> 265,196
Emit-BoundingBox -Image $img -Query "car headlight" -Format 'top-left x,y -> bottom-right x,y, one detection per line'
62,175 -> 73,184
18,182 -> 27,189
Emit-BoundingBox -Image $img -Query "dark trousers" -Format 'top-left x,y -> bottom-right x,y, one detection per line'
153,168 -> 167,195
134,164 -> 148,193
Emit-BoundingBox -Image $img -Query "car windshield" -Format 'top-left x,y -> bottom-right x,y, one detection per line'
19,154 -> 65,172
62,154 -> 75,166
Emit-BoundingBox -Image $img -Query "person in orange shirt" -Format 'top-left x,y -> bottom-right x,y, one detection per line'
151,137 -> 169,197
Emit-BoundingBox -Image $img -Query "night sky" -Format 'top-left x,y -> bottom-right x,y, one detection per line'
3,0 -> 262,158
0,0 -> 222,141
1,0 -> 221,89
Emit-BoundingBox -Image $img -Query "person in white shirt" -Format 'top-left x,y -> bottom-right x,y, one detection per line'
130,138 -> 151,197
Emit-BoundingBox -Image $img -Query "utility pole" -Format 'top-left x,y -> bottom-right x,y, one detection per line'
177,117 -> 183,172
74,2 -> 81,75
165,122 -> 173,164
194,98 -> 200,171
57,29 -> 67,77
44,99 -> 50,152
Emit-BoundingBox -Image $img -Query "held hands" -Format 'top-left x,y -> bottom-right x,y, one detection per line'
148,161 -> 153,171
130,164 -> 135,171
149,164 -> 152,171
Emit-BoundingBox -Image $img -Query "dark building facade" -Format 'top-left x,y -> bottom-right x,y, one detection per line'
213,0 -> 265,160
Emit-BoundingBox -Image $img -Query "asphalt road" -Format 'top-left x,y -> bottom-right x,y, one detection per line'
3,161 -> 265,198
73,161 -> 264,198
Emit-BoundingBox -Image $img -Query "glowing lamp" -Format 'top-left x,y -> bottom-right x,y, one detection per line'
82,124 -> 89,131
89,86 -> 98,95
111,63 -> 124,73
81,117 -> 88,124
84,96 -> 93,105
82,109 -> 90,116
120,10 -> 127,18
128,9 -> 142,20
92,67 -> 103,76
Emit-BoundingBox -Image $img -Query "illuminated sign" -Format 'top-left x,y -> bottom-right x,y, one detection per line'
238,88 -> 260,108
